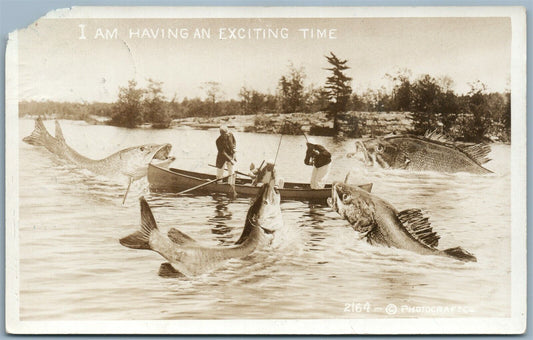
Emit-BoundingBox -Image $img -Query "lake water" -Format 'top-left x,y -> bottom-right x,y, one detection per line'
17,119 -> 511,320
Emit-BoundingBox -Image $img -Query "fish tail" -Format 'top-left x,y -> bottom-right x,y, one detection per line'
443,246 -> 477,262
119,196 -> 159,250
22,117 -> 50,146
55,120 -> 66,143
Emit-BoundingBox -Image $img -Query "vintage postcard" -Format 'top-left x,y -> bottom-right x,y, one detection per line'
5,6 -> 526,334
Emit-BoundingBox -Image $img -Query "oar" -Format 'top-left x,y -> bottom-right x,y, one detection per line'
208,164 -> 254,178
122,177 -> 133,206
176,173 -> 233,196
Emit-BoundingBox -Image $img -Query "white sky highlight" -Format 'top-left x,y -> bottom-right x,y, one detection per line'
17,17 -> 511,103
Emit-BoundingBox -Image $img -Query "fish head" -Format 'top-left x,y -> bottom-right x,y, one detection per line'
121,143 -> 175,180
249,181 -> 282,234
355,138 -> 410,169
327,182 -> 376,233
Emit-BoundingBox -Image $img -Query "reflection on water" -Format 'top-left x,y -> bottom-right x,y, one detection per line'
17,119 -> 511,320
300,203 -> 330,252
209,195 -> 234,245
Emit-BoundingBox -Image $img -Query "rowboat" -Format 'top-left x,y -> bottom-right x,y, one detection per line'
147,164 -> 373,202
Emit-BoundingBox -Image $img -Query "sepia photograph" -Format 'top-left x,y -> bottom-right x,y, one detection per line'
4,6 -> 527,334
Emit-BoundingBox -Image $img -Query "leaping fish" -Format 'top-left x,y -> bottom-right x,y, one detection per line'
23,117 -> 175,182
120,181 -> 283,277
328,182 -> 477,262
354,131 -> 492,174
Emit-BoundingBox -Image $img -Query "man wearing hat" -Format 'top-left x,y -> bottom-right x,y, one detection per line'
215,125 -> 237,186
304,138 -> 331,189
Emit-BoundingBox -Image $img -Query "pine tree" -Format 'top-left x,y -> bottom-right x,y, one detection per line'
324,52 -> 352,133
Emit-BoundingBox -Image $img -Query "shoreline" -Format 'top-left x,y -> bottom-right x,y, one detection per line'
168,111 -> 413,138
21,111 -> 510,144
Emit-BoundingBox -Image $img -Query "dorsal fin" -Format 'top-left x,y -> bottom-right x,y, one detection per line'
424,129 -> 454,144
397,209 -> 440,248
424,129 -> 492,165
167,228 -> 197,245
458,143 -> 491,165
55,120 -> 65,142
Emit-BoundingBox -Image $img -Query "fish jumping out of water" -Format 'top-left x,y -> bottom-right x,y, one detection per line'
327,182 -> 477,262
119,181 -> 283,277
353,131 -> 492,174
23,117 -> 175,181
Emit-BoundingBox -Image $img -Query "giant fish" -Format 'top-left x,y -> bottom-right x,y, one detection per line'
354,131 -> 492,174
23,117 -> 175,181
119,181 -> 283,277
327,182 -> 477,262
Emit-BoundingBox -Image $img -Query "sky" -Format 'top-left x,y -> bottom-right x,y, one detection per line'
16,16 -> 511,103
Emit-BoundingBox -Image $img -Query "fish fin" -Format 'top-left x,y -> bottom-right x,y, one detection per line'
397,209 -> 440,248
167,228 -> 197,245
119,231 -> 151,250
158,262 -> 186,278
458,143 -> 492,165
443,246 -> 477,262
22,117 -> 49,146
55,120 -> 66,143
424,129 -> 492,165
344,172 -> 351,183
119,196 -> 158,250
424,129 -> 454,144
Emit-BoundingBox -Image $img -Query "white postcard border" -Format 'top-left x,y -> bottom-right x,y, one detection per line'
4,6 -> 527,334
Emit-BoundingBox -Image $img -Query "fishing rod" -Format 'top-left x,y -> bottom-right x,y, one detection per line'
274,132 -> 283,165
298,125 -> 310,144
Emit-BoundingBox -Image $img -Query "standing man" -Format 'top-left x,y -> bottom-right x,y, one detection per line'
304,139 -> 332,189
215,125 -> 237,186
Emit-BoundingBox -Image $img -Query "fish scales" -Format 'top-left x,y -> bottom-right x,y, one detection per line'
23,118 -> 174,181
356,135 -> 492,174
328,182 -> 477,262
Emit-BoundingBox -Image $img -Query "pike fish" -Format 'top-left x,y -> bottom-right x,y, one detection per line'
120,181 -> 283,277
354,131 -> 492,174
327,182 -> 477,262
23,117 -> 175,181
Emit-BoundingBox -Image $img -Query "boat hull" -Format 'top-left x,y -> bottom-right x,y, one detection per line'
147,164 -> 372,202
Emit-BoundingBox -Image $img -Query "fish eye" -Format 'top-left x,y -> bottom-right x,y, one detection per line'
342,193 -> 350,202
377,144 -> 384,152
263,200 -> 269,205
140,146 -> 145,151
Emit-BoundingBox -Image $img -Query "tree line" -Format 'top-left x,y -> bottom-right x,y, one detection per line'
19,52 -> 511,142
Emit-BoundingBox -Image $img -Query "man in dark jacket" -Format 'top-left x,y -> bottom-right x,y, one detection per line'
304,139 -> 332,189
216,125 -> 236,186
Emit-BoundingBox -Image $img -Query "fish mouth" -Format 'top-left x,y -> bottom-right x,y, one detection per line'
355,140 -> 375,166
150,144 -> 175,166
355,139 -> 394,169
327,182 -> 342,213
